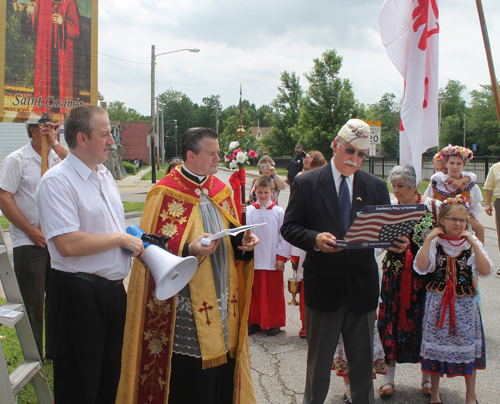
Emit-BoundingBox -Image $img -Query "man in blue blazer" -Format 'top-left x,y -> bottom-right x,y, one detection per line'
281,119 -> 407,404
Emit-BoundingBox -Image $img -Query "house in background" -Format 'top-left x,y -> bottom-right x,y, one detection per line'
247,126 -> 271,140
120,122 -> 150,164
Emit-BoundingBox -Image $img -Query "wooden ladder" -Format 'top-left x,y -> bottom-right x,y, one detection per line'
0,227 -> 53,404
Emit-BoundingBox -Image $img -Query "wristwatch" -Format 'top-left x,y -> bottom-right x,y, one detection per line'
50,140 -> 59,149
303,167 -> 309,171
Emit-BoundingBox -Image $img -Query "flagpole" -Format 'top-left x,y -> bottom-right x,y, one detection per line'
475,0 -> 500,129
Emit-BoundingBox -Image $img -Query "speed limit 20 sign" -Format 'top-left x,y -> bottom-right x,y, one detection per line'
365,121 -> 381,144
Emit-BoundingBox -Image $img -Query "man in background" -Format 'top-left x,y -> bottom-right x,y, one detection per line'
0,118 -> 67,359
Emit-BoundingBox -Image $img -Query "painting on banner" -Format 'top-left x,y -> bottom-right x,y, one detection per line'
0,0 -> 97,123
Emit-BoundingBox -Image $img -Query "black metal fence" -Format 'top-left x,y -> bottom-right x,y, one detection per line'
257,156 -> 500,184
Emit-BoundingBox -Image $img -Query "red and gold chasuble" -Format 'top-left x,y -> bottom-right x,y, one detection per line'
117,168 -> 256,404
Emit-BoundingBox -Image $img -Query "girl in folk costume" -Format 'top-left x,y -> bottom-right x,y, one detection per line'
246,156 -> 286,205
414,196 -> 493,404
247,176 -> 290,337
424,144 -> 484,243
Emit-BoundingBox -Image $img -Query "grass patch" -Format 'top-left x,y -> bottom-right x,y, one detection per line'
141,164 -> 167,181
1,215 -> 9,230
0,297 -> 54,403
123,202 -> 145,213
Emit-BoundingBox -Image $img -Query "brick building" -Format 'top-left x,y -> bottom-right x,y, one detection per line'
120,121 -> 150,164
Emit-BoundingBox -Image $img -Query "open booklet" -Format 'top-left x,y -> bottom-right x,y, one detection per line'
0,308 -> 23,328
200,223 -> 267,246
333,204 -> 425,249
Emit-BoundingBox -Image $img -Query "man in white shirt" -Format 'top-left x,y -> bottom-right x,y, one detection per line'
0,118 -> 68,359
36,105 -> 145,404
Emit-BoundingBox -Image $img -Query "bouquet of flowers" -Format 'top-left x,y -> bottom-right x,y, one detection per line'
224,140 -> 257,169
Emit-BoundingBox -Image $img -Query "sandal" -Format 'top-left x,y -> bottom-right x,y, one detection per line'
422,380 -> 432,396
379,382 -> 395,397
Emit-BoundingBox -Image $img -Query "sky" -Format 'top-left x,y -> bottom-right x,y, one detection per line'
98,0 -> 500,118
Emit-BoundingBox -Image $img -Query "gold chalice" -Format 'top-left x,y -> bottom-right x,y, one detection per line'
287,276 -> 302,306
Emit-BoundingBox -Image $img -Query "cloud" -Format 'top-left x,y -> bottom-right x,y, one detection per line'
97,0 -> 500,116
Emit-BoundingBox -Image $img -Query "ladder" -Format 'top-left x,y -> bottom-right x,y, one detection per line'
0,227 -> 53,404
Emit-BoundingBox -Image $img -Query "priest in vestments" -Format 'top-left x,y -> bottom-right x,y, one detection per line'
25,0 -> 81,113
117,127 -> 258,404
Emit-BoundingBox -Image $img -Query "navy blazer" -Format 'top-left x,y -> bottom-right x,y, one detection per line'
281,162 -> 390,314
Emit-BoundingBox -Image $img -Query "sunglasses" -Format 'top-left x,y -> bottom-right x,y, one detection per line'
339,142 -> 367,159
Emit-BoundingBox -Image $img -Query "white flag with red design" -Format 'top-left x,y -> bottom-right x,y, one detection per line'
379,0 -> 439,181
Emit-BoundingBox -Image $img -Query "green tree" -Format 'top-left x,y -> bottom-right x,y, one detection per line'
158,88 -> 197,157
195,95 -> 222,130
296,50 -> 364,157
438,80 -> 467,148
467,83 -> 500,155
107,101 -> 148,123
262,71 -> 302,157
366,93 -> 401,157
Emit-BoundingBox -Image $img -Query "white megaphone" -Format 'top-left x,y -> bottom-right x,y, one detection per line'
126,225 -> 198,300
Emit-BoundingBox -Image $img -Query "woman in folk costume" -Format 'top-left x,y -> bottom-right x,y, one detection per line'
414,196 -> 493,404
247,176 -> 290,337
423,144 -> 484,243
378,165 -> 441,398
116,128 -> 258,404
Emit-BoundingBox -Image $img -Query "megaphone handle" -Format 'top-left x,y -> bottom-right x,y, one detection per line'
200,237 -> 211,247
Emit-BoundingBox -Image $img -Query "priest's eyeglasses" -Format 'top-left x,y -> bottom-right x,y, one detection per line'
444,217 -> 467,224
339,142 -> 367,159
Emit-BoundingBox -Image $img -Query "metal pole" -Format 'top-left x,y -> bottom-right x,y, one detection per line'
161,105 -> 165,163
156,97 -> 160,170
475,0 -> 500,129
174,123 -> 178,157
151,45 -> 156,183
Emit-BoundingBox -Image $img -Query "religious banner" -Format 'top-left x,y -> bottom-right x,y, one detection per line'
379,0 -> 439,181
0,0 -> 98,123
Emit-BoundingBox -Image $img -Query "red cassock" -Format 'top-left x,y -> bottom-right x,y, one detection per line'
33,0 -> 80,114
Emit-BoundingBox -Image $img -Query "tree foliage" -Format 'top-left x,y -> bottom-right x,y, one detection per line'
438,80 -> 467,148
262,71 -> 302,157
365,93 -> 401,157
107,101 -> 148,123
295,50 -> 364,157
467,83 -> 500,155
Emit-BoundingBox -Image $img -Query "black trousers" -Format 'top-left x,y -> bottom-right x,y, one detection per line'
13,245 -> 52,358
168,352 -> 235,404
50,270 -> 126,404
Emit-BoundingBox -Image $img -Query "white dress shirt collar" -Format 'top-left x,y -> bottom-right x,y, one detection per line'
330,158 -> 354,198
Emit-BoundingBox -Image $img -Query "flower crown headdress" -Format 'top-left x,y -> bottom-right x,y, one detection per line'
439,144 -> 473,164
432,152 -> 443,163
440,194 -> 471,214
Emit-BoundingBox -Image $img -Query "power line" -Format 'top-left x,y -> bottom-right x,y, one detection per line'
98,52 -> 149,65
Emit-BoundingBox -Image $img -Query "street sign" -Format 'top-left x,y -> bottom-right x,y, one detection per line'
366,120 -> 381,144
369,144 -> 377,157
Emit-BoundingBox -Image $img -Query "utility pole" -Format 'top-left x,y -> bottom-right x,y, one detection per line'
150,45 -> 156,183
216,105 -> 219,134
161,105 -> 165,163
174,123 -> 178,157
156,97 -> 160,170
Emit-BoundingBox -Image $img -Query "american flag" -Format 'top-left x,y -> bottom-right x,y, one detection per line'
335,204 -> 425,249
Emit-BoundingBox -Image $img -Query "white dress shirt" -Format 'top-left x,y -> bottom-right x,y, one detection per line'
35,152 -> 131,280
0,141 -> 60,247
330,158 -> 353,202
